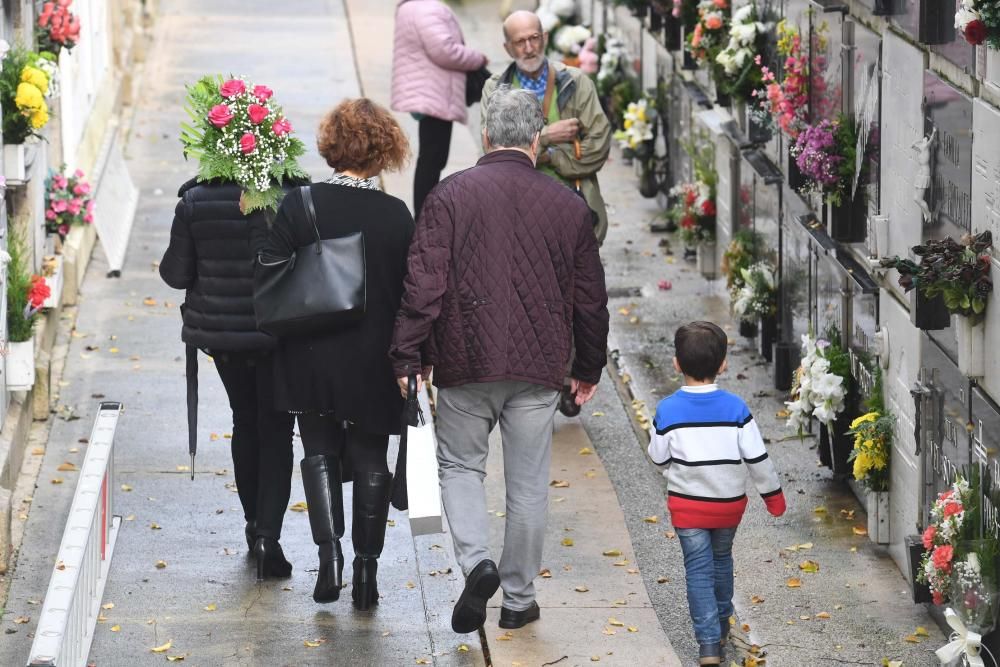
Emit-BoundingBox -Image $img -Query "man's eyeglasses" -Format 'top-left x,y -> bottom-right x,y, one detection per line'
508,33 -> 543,51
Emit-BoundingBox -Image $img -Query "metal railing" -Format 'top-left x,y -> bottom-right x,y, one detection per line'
27,402 -> 123,667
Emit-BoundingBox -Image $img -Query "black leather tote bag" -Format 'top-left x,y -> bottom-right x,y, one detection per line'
254,186 -> 366,336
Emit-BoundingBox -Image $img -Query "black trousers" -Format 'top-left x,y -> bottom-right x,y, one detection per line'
413,115 -> 453,220
214,352 -> 295,540
296,414 -> 390,477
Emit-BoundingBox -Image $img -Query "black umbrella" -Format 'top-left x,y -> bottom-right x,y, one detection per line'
186,344 -> 198,480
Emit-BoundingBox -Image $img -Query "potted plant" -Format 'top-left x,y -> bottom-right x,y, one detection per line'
790,116 -> 865,242
881,232 -> 993,374
732,260 -> 777,354
847,372 -> 893,544
0,45 -> 56,183
45,166 -> 94,242
36,1 -> 82,56
5,231 -> 50,390
785,331 -> 852,472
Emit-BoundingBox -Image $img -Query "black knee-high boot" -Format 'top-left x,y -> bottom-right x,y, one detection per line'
352,471 -> 392,611
301,455 -> 345,603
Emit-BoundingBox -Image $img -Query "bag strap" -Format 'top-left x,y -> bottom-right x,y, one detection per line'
299,186 -> 322,255
540,63 -> 557,128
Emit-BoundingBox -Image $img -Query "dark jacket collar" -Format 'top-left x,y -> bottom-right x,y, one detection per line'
476,149 -> 535,168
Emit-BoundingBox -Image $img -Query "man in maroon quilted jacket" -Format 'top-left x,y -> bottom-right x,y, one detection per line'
389,86 -> 609,635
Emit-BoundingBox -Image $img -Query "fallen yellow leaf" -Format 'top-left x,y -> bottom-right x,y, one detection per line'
121,484 -> 133,492
627,626 -> 638,632
813,506 -> 827,514
51,478 -> 64,485
458,644 -> 469,652
155,560 -> 167,569
608,617 -> 624,627
602,549 -> 623,557
574,585 -> 590,592
613,560 -> 628,567
550,480 -> 570,488
750,595 -> 765,604
150,523 -> 161,530
496,631 -> 513,641
151,640 -> 173,653
539,568 -> 552,578
203,603 -> 217,612
102,602 -> 115,610
166,657 -> 186,663
303,639 -> 326,648
561,537 -> 574,547
13,616 -> 29,624
110,625 -> 120,632
415,659 -> 430,665
592,411 -> 605,417
56,462 -> 77,472
853,526 -> 868,536
643,516 -> 659,523
665,531 -> 676,539
143,297 -> 157,306
816,612 -> 831,619
656,576 -> 669,583
799,560 -> 820,573
602,627 -> 616,636
579,447 -> 593,455
289,501 -> 308,512
591,656 -> 601,662
786,577 -> 802,588
405,581 -> 416,589
175,465 -> 189,472
904,634 -> 921,643
915,626 -> 930,637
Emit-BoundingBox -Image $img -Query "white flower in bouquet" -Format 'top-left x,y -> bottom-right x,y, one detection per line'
716,50 -> 737,74
536,7 -> 560,33
553,25 -> 591,55
548,0 -> 577,18
955,4 -> 981,28
614,99 -> 654,149
733,4 -> 754,22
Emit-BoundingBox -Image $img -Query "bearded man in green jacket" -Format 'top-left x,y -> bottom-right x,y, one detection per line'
482,10 -> 611,244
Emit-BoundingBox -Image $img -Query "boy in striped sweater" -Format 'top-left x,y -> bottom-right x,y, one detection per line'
648,321 -> 786,666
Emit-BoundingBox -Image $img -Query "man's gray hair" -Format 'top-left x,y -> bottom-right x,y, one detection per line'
485,85 -> 544,149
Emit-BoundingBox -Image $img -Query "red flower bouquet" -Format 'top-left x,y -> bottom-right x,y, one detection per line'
37,0 -> 81,54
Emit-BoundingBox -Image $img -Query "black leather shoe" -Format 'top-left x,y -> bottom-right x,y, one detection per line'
498,601 -> 540,629
451,559 -> 500,633
558,386 -> 581,417
244,521 -> 256,552
698,642 -> 721,666
252,537 -> 293,581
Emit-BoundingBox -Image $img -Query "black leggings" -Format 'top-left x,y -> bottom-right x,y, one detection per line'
214,352 -> 295,540
296,414 -> 390,477
413,115 -> 453,220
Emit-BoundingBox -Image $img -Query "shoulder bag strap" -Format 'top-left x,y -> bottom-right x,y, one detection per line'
299,186 -> 322,255
540,63 -> 557,127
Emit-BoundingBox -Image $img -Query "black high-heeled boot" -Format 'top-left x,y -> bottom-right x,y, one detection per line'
252,536 -> 293,581
245,520 -> 256,552
351,471 -> 393,611
301,455 -> 345,603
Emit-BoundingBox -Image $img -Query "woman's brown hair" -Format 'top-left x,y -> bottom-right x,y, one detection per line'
316,98 -> 410,176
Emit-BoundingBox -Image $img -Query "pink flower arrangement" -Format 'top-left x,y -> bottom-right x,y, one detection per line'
37,0 -> 81,53
45,166 -> 93,239
750,21 -> 812,139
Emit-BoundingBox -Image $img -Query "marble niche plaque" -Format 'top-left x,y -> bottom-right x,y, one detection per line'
923,70 -> 973,243
972,98 -> 1000,240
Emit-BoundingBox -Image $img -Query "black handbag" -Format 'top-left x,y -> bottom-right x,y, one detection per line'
253,186 -> 366,336
465,66 -> 491,106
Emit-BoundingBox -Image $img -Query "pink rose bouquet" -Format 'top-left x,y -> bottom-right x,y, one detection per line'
37,0 -> 81,54
45,166 -> 93,239
180,75 -> 307,212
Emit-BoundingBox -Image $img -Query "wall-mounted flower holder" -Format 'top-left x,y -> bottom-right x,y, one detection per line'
819,411 -> 854,475
774,340 -> 797,390
3,143 -> 26,185
5,338 -> 35,390
867,214 -> 889,259
910,288 -> 951,330
787,153 -> 806,192
738,318 -> 758,338
872,0 -> 905,15
829,191 -> 867,243
918,0 -> 956,44
41,254 -> 63,310
697,241 -> 717,279
760,314 -> 776,362
663,17 -> 682,51
954,314 -> 986,377
866,490 -> 891,544
905,535 -> 932,602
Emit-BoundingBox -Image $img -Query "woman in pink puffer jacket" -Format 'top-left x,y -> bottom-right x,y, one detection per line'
391,0 -> 487,219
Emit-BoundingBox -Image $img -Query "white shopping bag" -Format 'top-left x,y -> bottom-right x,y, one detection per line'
405,382 -> 443,536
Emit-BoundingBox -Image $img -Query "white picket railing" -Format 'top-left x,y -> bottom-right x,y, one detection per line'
26,401 -> 123,667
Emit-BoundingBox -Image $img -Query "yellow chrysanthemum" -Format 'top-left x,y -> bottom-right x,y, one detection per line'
850,411 -> 879,430
15,82 -> 44,112
30,105 -> 49,129
20,66 -> 49,96
853,451 -> 872,481
624,119 -> 633,129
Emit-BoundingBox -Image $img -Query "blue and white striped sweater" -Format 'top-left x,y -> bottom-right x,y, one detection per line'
648,385 -> 785,528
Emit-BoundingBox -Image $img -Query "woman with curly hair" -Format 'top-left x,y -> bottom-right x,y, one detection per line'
253,98 -> 412,610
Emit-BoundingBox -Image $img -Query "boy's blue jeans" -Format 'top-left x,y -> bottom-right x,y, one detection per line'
676,526 -> 738,645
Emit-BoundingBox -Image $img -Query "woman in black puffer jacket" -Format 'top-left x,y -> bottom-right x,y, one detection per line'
160,179 -> 302,579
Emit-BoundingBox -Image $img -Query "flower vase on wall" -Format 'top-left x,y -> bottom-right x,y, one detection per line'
829,190 -> 866,243
759,314 -> 776,362
3,144 -> 26,184
910,289 -> 951,331
787,153 -> 806,192
6,339 -> 35,391
818,389 -> 857,475
918,0 -> 956,44
696,241 -> 717,279
905,535 -> 932,603
738,318 -> 758,338
955,314 -> 986,378
774,340 -> 797,390
866,491 -> 890,544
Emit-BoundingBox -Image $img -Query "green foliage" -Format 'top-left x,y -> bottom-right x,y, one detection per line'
722,229 -> 763,291
6,231 -> 35,343
823,327 -> 852,386
829,115 -> 858,208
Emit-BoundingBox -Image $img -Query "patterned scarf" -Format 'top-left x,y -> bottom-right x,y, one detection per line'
326,172 -> 380,190
515,61 -> 548,101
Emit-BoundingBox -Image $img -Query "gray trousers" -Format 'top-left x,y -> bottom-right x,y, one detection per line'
436,381 -> 560,611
